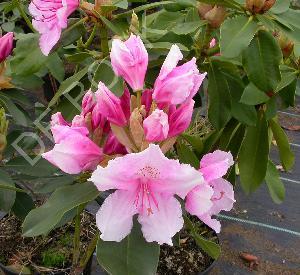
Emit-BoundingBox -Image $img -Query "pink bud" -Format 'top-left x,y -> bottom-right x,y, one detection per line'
141,89 -> 153,114
153,45 -> 206,105
143,109 -> 169,142
103,131 -> 127,155
168,100 -> 195,138
72,115 -> 86,128
120,86 -> 131,121
0,33 -> 14,62
209,38 -> 216,48
95,82 -> 128,126
82,90 -> 96,116
110,34 -> 148,91
51,112 -> 69,126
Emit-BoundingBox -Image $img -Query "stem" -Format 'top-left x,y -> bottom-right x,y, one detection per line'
16,0 -> 35,33
136,90 -> 142,108
79,232 -> 99,269
72,205 -> 84,266
61,17 -> 89,37
84,24 -> 98,48
99,25 -> 109,57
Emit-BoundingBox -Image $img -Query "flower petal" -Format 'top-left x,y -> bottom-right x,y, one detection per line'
138,194 -> 183,245
200,150 -> 234,182
198,213 -> 221,233
96,190 -> 138,242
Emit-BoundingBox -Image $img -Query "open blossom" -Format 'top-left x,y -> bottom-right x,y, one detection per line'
90,144 -> 203,245
0,32 -> 13,62
42,125 -> 103,174
153,45 -> 207,106
143,109 -> 169,142
29,0 -> 79,56
110,34 -> 148,91
186,150 -> 235,233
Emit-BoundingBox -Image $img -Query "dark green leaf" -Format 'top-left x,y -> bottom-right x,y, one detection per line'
242,30 -> 282,92
177,143 -> 199,169
265,160 -> 285,204
220,15 -> 258,58
97,220 -> 160,275
238,111 -> 269,193
46,53 -> 65,83
22,182 -> 100,237
181,134 -> 203,154
240,82 -> 270,105
0,169 -> 16,212
269,118 -> 295,171
12,191 -> 35,220
278,79 -> 297,107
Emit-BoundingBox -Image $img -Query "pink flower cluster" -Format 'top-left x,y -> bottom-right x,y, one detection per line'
43,34 -> 235,245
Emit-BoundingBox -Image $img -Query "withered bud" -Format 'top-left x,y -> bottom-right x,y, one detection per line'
197,3 -> 213,19
278,33 -> 294,57
204,5 -> 227,28
110,123 -> 137,152
129,11 -> 139,34
160,136 -> 177,154
130,95 -> 137,113
0,108 -> 8,159
0,63 -> 13,90
129,107 -> 145,149
246,0 -> 276,13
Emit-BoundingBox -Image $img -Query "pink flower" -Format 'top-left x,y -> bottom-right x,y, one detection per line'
0,32 -> 13,62
29,0 -> 79,56
82,90 -> 96,116
185,150 -> 235,233
110,34 -> 148,91
103,131 -> 127,155
209,38 -> 216,48
153,45 -> 207,105
141,89 -> 153,114
42,125 -> 103,174
168,100 -> 195,138
143,109 -> 169,142
95,82 -> 129,127
90,144 -> 202,245
51,112 -> 69,126
71,115 -> 86,128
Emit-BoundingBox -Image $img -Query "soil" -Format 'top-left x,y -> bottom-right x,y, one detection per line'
157,217 -> 216,275
0,211 -> 97,274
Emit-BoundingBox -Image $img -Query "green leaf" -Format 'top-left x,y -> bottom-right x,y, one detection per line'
177,143 -> 199,169
265,160 -> 285,204
12,191 -> 35,220
278,79 -> 297,107
97,220 -> 160,275
238,111 -> 269,194
240,82 -> 270,105
208,61 -> 232,129
22,182 -> 100,237
269,0 -> 290,14
48,65 -> 89,107
184,215 -> 220,259
276,9 -> 300,29
60,18 -> 86,46
0,169 -> 16,212
5,157 -> 58,177
275,69 -> 297,92
171,21 -> 206,35
220,15 -> 258,58
46,53 -> 65,83
242,30 -> 282,92
269,118 -> 295,171
10,33 -> 48,76
181,134 -> 203,154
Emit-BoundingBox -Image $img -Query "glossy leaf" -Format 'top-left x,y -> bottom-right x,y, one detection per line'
269,118 -> 295,171
240,82 -> 270,105
22,182 -> 100,237
97,220 -> 160,275
177,143 -> 199,169
239,111 -> 269,194
242,30 -> 282,92
220,15 -> 258,58
0,169 -> 16,212
265,160 -> 285,204
12,191 -> 35,220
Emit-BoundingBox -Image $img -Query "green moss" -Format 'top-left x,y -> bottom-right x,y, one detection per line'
41,249 -> 67,268
58,232 -> 73,247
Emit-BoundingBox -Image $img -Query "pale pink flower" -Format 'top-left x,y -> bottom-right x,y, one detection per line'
110,34 -> 148,91
71,115 -> 86,128
0,32 -> 13,62
168,99 -> 194,138
209,38 -> 216,48
143,109 -> 169,142
153,45 -> 207,105
90,144 -> 202,245
186,150 -> 235,233
50,112 -> 69,126
42,125 -> 103,174
95,82 -> 129,127
29,0 -> 79,56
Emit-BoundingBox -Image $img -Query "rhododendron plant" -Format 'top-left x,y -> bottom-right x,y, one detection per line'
0,32 -> 14,63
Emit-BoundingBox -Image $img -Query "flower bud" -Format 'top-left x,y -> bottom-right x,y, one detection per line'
129,11 -> 139,34
246,0 -> 275,13
143,109 -> 169,142
82,90 -> 96,116
278,32 -> 294,57
197,3 -> 213,18
0,33 -> 13,63
51,112 -> 69,126
0,108 -> 9,159
204,6 -> 227,28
